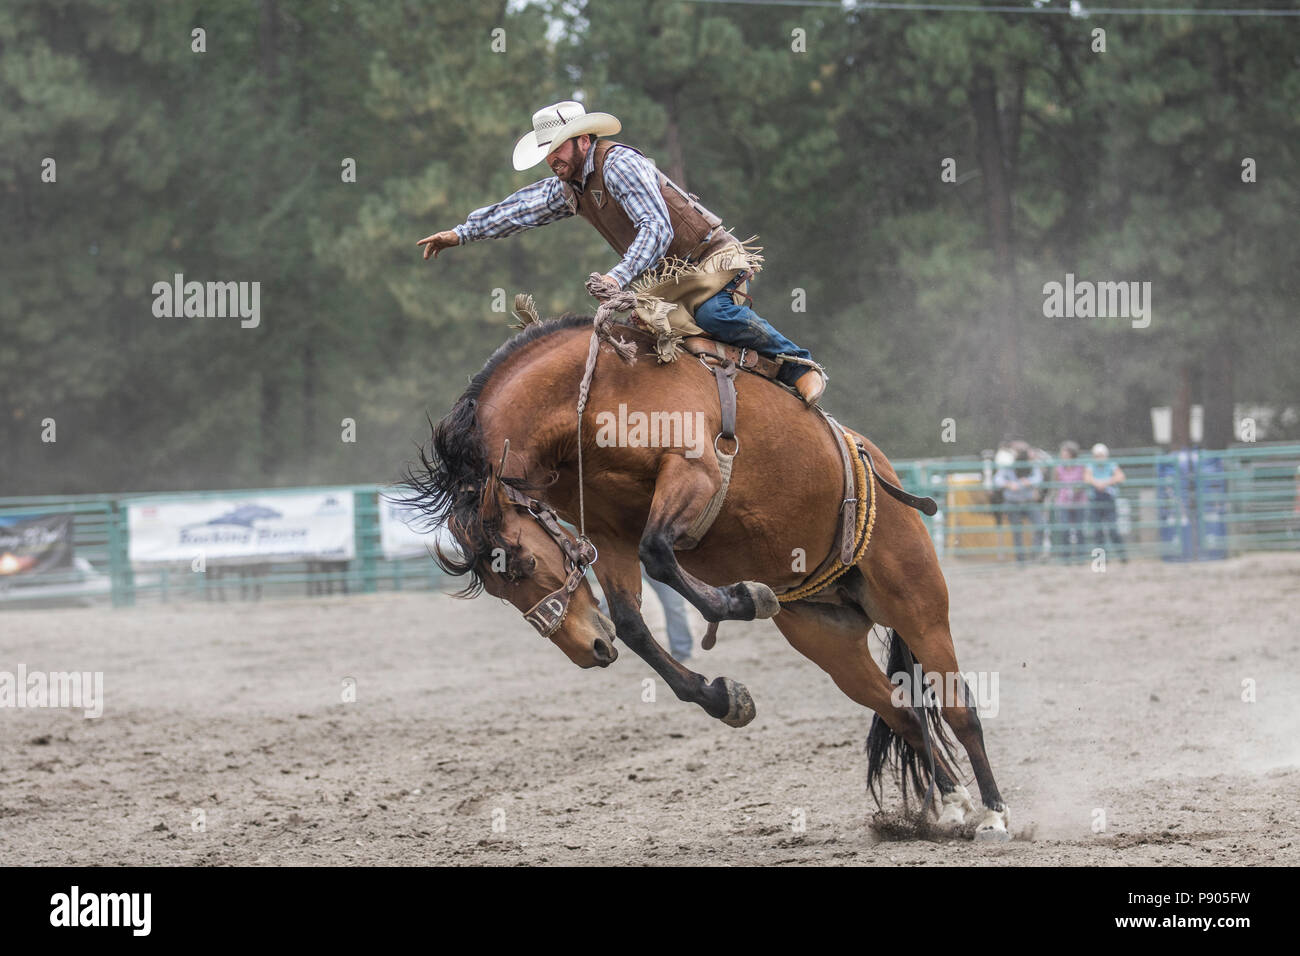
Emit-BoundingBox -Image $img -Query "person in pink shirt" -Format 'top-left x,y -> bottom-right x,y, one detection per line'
1052,440 -> 1088,564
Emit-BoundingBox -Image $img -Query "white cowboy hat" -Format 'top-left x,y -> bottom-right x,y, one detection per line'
512,100 -> 621,171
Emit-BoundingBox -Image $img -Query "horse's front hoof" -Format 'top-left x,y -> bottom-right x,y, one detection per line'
720,677 -> 756,727
739,581 -> 780,620
973,807 -> 1012,842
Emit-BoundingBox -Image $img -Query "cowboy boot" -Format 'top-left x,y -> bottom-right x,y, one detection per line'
795,370 -> 827,406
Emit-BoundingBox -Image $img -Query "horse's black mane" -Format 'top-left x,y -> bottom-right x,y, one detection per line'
400,314 -> 593,596
462,313 -> 592,405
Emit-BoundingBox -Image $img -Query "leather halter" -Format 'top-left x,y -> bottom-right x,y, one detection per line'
498,479 -> 597,638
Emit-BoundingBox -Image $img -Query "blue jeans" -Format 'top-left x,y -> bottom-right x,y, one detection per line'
1089,493 -> 1127,560
693,276 -> 813,385
644,576 -> 694,660
591,568 -> 695,660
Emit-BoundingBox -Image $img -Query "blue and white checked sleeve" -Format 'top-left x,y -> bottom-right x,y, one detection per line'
453,177 -> 573,243
601,147 -> 673,288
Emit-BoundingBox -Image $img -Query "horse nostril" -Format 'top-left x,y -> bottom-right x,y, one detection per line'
592,636 -> 617,666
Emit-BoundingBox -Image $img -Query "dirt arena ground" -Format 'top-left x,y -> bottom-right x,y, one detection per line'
3,553 -> 1298,866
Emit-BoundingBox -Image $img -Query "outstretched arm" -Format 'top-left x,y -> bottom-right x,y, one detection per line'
418,177 -> 573,259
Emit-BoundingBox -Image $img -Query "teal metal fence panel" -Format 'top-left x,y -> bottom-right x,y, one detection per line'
0,485 -> 450,609
895,443 -> 1299,564
1,442 -> 1296,609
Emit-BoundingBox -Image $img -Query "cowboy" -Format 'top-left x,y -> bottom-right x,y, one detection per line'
417,100 -> 826,405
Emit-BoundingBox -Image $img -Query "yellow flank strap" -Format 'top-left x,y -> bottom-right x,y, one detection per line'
778,428 -> 876,603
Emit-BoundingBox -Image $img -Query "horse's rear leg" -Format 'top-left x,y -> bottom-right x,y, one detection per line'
638,455 -> 779,625
838,437 -> 1011,837
772,601 -> 963,807
897,622 -> 1008,840
853,567 -> 1011,839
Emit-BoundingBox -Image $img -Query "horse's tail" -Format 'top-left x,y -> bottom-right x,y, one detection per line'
865,628 -> 960,808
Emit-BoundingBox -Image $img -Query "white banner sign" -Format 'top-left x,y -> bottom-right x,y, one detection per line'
128,491 -> 356,565
379,494 -> 458,561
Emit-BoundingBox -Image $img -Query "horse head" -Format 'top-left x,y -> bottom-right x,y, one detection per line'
404,392 -> 617,669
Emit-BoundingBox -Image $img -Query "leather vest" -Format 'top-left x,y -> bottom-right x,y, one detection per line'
562,140 -> 734,270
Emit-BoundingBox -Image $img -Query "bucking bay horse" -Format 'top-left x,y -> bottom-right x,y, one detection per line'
406,301 -> 1011,840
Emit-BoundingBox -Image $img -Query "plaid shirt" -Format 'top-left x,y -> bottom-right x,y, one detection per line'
453,143 -> 673,288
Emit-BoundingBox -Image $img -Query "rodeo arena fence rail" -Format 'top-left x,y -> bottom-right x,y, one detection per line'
2,442 -> 1297,609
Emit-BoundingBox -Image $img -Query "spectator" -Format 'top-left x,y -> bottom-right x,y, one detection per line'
593,564 -> 695,662
644,575 -> 694,662
987,445 -> 1012,534
1029,444 -> 1053,556
994,443 -> 1044,564
1052,440 -> 1088,564
1086,443 -> 1128,563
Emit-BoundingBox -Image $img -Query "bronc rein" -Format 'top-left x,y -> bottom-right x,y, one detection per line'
490,275 -> 638,638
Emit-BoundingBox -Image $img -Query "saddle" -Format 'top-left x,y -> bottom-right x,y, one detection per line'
673,334 -> 846,554
679,337 -> 784,383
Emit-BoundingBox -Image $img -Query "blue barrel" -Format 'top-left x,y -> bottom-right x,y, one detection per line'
1196,455 -> 1228,560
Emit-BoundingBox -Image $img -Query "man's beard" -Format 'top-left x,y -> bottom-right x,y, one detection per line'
553,145 -> 584,183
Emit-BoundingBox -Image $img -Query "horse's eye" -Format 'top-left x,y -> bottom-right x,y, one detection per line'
498,550 -> 533,584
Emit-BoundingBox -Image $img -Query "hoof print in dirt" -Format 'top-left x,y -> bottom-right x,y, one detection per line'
869,808 -> 945,843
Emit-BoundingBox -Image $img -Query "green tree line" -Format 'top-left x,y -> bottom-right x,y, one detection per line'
2,0 -> 1295,495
